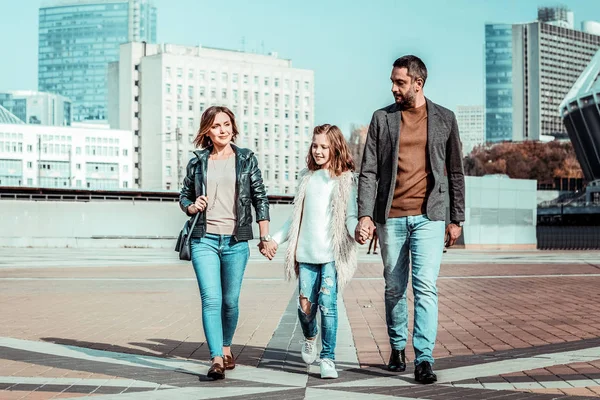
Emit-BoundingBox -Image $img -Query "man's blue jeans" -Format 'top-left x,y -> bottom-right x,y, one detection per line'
377,215 -> 445,365
298,262 -> 338,360
190,234 -> 249,359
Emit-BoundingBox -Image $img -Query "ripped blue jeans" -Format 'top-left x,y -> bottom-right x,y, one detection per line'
298,261 -> 338,360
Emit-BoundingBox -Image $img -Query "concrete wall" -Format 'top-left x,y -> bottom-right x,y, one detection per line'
462,176 -> 537,249
0,199 -> 293,248
0,176 -> 537,249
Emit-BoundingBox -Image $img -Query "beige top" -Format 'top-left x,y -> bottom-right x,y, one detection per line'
206,155 -> 237,235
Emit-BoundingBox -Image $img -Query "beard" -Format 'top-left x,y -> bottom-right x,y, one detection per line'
394,87 -> 417,109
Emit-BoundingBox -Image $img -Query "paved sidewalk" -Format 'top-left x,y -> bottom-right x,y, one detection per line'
1,248 -> 600,399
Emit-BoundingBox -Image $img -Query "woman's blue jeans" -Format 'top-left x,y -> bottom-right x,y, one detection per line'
190,233 -> 249,359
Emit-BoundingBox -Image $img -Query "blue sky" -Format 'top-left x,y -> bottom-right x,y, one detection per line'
1,0 -> 599,133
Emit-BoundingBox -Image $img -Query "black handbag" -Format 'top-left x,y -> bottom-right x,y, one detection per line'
175,212 -> 200,261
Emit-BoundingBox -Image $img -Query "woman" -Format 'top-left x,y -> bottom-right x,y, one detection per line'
179,105 -> 275,380
267,124 -> 368,379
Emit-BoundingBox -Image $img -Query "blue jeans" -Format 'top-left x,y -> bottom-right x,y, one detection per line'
190,233 -> 250,359
298,262 -> 338,360
377,215 -> 445,365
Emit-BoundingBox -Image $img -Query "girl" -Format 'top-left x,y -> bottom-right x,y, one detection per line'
269,124 -> 367,379
179,106 -> 275,380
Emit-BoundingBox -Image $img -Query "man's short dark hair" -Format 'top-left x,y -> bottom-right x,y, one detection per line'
393,55 -> 428,87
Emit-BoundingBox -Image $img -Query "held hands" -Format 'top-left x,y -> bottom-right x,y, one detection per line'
258,240 -> 278,260
444,223 -> 462,247
187,195 -> 208,215
355,216 -> 375,245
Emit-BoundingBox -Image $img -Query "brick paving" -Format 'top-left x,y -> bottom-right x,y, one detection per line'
0,249 -> 600,399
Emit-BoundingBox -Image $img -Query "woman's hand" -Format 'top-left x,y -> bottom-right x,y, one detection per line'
187,195 -> 208,215
194,195 -> 208,212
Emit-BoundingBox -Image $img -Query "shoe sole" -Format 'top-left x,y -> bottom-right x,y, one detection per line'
387,365 -> 406,372
415,377 -> 437,384
207,371 -> 225,380
321,374 -> 338,379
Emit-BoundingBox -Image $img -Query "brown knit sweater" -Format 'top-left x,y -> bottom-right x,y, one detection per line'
388,103 -> 433,218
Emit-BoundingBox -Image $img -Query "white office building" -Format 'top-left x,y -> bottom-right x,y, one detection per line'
108,42 -> 315,192
0,122 -> 133,189
456,105 -> 485,156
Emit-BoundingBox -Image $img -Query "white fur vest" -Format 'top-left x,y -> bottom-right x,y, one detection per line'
283,168 -> 358,291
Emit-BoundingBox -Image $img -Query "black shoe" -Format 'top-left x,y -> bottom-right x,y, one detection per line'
414,361 -> 437,384
387,349 -> 406,372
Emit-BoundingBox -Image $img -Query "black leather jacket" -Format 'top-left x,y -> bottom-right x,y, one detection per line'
179,144 -> 270,241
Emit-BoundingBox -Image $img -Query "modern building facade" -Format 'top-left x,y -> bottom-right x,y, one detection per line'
108,42 -> 315,192
0,91 -> 72,126
456,105 -> 485,156
485,7 -> 600,143
0,123 -> 133,189
560,48 -> 600,183
38,0 -> 157,123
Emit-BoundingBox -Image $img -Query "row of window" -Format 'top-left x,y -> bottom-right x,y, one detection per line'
0,141 -> 130,158
165,67 -> 311,91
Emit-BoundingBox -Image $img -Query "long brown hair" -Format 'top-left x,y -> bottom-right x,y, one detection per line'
193,106 -> 239,148
306,124 -> 355,176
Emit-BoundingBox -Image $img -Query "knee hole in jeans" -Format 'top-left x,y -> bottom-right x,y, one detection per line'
299,295 -> 312,315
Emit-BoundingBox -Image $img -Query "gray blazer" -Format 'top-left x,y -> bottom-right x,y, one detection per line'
358,98 -> 465,224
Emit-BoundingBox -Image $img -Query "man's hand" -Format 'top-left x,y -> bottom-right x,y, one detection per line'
444,223 -> 462,247
258,240 -> 278,260
355,216 -> 375,245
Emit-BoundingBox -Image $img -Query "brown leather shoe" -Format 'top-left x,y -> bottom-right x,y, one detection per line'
224,353 -> 236,370
207,360 -> 225,380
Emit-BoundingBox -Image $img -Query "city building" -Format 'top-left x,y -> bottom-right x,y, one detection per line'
485,6 -> 600,143
456,105 -> 485,156
560,47 -> 600,184
0,123 -> 133,189
38,0 -> 157,123
108,42 -> 315,192
0,91 -> 72,126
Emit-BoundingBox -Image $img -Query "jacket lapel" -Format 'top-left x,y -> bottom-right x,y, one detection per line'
426,98 -> 441,157
386,103 -> 401,177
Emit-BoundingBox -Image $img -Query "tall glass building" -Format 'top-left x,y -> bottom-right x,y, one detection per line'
38,0 -> 157,122
485,24 -> 513,143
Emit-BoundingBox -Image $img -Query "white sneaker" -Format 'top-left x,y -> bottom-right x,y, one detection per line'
320,358 -> 338,379
301,338 -> 317,364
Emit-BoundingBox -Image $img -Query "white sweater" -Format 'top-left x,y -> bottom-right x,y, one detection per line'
272,169 -> 358,264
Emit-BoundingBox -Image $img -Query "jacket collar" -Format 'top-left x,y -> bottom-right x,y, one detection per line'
194,142 -> 246,160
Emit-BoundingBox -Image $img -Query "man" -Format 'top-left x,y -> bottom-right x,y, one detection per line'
355,55 -> 465,384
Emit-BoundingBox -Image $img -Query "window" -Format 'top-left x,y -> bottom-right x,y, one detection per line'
189,101 -> 194,111
199,70 -> 205,80
199,86 -> 206,97
27,161 -> 32,169
254,76 -> 259,85
76,163 -> 81,170
166,116 -> 172,130
295,80 -> 300,90
243,74 -> 249,84
177,101 -> 182,111
177,85 -> 182,95
123,149 -> 128,156
274,78 -> 280,87
221,72 -> 228,82
124,165 -> 129,173
233,73 -> 238,83
210,71 -> 216,82
211,89 -> 216,99
188,118 -> 194,129
166,149 -> 172,160
177,68 -> 182,78
188,68 -> 194,79
166,83 -> 171,94
221,89 -> 227,99
304,81 -> 309,90
166,166 -> 172,177
177,117 -> 182,128
27,144 -> 33,152
188,86 -> 194,98
264,77 -> 269,86
166,67 -> 171,77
